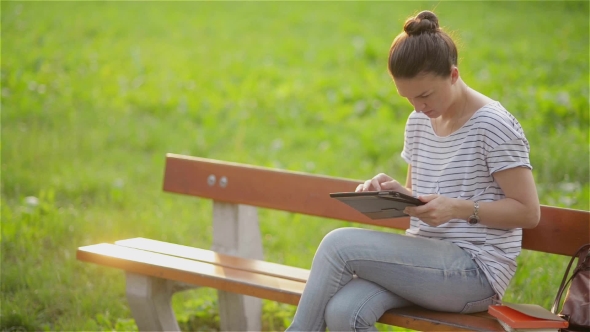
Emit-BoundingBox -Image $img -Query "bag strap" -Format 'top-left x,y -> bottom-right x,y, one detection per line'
551,244 -> 590,314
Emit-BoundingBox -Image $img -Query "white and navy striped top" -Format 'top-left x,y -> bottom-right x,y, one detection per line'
401,101 -> 531,298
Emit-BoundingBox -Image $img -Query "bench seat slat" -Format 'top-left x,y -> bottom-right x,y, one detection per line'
381,307 -> 503,332
77,243 -> 304,305
114,237 -> 310,283
112,238 -> 501,329
78,241 -> 503,331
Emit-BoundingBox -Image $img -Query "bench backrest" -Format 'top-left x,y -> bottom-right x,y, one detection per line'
163,153 -> 589,256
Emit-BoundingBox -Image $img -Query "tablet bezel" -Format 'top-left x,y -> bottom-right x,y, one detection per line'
329,191 -> 424,205
329,191 -> 425,219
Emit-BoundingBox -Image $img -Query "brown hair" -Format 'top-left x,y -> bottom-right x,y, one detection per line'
388,11 -> 458,79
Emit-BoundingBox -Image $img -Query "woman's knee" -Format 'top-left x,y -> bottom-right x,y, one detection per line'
325,292 -> 384,332
325,278 -> 397,331
325,290 -> 366,331
318,227 -> 362,253
325,296 -> 351,331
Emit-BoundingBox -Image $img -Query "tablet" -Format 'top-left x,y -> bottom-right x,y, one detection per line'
330,191 -> 425,219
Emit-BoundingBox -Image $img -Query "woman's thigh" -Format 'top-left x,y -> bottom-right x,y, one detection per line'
319,228 -> 496,313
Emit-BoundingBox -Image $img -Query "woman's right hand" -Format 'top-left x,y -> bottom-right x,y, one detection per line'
355,173 -> 410,195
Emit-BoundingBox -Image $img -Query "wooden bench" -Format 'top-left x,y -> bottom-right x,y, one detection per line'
77,153 -> 590,331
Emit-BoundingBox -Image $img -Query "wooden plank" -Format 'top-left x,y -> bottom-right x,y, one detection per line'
162,154 -> 590,255
115,238 -> 309,282
113,238 -> 503,331
78,243 -> 502,331
382,307 -> 503,332
524,205 -> 590,256
76,243 -> 304,305
162,153 -> 410,230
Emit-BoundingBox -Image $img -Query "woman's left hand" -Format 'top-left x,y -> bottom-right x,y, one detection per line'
403,195 -> 457,227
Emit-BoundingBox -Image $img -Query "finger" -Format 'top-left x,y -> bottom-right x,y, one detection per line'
404,206 -> 425,219
380,180 -> 400,190
407,201 -> 432,216
362,179 -> 373,191
375,173 -> 393,182
370,178 -> 382,191
418,194 -> 439,203
355,184 -> 364,192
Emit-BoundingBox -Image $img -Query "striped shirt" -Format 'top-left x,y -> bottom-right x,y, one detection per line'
401,101 -> 531,298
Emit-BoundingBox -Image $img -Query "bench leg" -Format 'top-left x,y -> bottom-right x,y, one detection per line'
212,202 -> 263,331
125,272 -> 188,331
218,291 -> 263,331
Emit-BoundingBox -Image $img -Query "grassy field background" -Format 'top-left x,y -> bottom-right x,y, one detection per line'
2,1 -> 589,331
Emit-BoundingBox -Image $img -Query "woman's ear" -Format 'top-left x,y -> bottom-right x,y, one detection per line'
450,66 -> 460,84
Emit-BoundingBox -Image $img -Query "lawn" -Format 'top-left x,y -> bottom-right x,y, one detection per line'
1,1 -> 588,331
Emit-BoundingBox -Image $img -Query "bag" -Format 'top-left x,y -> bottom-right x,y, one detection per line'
552,244 -> 590,331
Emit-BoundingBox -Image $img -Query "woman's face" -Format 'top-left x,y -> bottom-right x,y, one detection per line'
393,69 -> 459,118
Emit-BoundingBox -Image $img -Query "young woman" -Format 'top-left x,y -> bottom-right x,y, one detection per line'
286,10 -> 540,332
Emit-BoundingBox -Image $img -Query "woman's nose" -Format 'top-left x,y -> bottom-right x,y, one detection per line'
410,99 -> 426,112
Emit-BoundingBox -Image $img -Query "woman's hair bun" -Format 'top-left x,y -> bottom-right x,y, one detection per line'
403,10 -> 440,36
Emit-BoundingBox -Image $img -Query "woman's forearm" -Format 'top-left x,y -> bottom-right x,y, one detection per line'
454,197 -> 540,229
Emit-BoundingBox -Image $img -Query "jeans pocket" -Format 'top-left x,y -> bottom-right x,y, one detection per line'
460,294 -> 497,314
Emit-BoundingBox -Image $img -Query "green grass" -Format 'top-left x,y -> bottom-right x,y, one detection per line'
1,1 -> 588,331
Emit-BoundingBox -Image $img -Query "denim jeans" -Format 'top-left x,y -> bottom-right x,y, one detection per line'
286,228 -> 496,332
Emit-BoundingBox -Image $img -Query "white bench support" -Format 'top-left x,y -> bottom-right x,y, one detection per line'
212,201 -> 264,331
125,272 -> 197,331
123,200 -> 264,331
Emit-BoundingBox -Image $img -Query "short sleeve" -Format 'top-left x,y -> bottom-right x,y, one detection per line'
401,112 -> 419,164
486,138 -> 532,174
401,118 -> 413,164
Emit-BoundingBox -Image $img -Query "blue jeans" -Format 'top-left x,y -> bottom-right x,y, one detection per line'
286,228 -> 496,331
